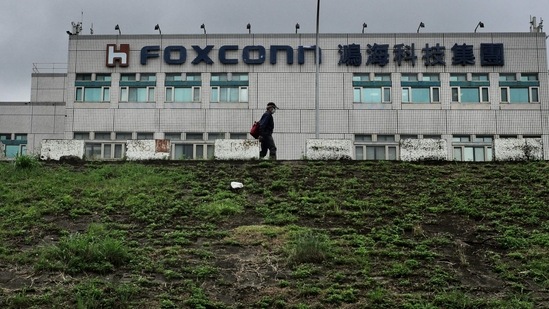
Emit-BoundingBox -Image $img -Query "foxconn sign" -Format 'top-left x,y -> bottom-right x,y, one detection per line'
106,44 -> 322,67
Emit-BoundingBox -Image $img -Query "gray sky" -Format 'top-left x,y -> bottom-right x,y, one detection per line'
1,0 -> 547,102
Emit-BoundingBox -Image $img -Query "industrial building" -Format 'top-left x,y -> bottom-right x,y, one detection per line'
1,24 -> 548,160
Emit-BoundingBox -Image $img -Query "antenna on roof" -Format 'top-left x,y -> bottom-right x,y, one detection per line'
90,23 -> 94,35
530,16 -> 544,33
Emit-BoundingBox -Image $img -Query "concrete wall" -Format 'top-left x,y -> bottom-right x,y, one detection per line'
400,139 -> 448,161
126,140 -> 170,160
305,139 -> 353,160
494,138 -> 543,161
214,139 -> 260,160
39,139 -> 84,160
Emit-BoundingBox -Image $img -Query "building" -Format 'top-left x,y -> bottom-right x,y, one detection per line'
1,29 -> 548,160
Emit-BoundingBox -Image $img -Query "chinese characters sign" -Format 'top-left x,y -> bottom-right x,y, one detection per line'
338,42 -> 504,67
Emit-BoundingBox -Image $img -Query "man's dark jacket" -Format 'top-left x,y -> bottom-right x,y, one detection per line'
259,111 -> 274,136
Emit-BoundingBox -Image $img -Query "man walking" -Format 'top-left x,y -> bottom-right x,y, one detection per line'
259,102 -> 278,159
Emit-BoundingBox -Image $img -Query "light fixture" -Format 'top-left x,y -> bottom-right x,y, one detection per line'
154,24 -> 161,35
474,21 -> 484,33
246,23 -> 251,34
417,22 -> 425,33
66,31 -> 73,36
200,23 -> 206,34
295,23 -> 300,34
362,23 -> 367,34
115,24 -> 121,35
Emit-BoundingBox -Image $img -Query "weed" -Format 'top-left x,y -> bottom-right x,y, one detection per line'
286,230 -> 332,265
14,154 -> 40,169
74,279 -> 139,309
36,223 -> 131,274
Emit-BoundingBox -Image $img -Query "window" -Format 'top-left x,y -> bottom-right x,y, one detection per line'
166,87 -> 201,103
210,73 -> 249,103
520,74 -> 538,82
354,134 -> 398,160
120,74 -> 137,81
94,132 -> 111,140
401,73 -> 440,103
499,73 -> 539,103
73,132 -> 90,140
353,74 -> 391,103
76,74 -> 92,81
450,73 -> 489,103
165,73 -> 202,103
402,87 -> 440,103
74,74 -> 111,103
136,132 -> 154,140
85,143 -> 125,160
116,132 -> 133,140
400,135 -> 418,140
230,133 -> 247,140
120,73 -> 156,103
120,87 -> 155,102
499,74 -> 516,82
14,134 -> 27,141
165,133 -> 182,140
211,86 -> 248,103
75,86 -> 110,102
208,133 -> 225,141
449,74 -> 467,82
452,135 -> 493,161
1,134 -> 27,158
451,87 -> 489,103
95,74 -> 112,82
171,144 -> 214,160
186,133 -> 204,140
140,74 -> 156,82
500,87 -> 539,103
472,74 -> 489,82
170,132 -> 216,159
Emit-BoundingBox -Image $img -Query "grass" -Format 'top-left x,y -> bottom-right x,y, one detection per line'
0,160 -> 549,307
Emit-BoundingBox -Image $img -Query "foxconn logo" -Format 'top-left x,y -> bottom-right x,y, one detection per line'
106,44 -> 129,67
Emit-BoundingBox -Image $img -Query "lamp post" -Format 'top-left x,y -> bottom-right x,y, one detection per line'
315,0 -> 320,138
474,21 -> 484,32
417,22 -> 425,33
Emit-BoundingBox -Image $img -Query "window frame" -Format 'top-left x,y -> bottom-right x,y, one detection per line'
402,86 -> 440,103
451,86 -> 490,103
452,135 -> 493,161
75,86 -> 110,102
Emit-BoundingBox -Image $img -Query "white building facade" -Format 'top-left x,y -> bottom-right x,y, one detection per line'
1,32 -> 548,160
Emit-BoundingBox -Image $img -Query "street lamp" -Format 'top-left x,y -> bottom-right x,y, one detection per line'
474,21 -> 484,32
362,23 -> 367,34
246,23 -> 251,34
115,24 -> 121,35
417,22 -> 425,33
201,23 -> 206,34
154,24 -> 161,35
295,23 -> 300,34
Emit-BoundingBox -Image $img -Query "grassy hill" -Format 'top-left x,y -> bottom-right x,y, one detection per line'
1,159 -> 548,308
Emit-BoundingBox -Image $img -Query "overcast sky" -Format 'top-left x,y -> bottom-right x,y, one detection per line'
0,0 -> 547,102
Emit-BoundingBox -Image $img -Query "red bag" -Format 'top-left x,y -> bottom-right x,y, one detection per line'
250,121 -> 260,139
